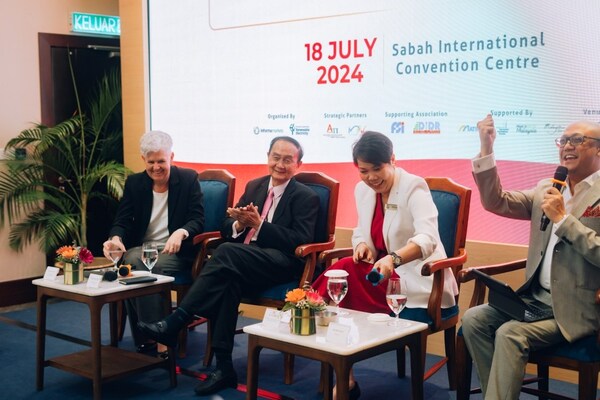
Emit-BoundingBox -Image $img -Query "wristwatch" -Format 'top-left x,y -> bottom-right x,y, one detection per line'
389,252 -> 403,267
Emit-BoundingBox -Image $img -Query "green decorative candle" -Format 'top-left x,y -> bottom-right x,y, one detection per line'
63,262 -> 83,285
290,308 -> 316,335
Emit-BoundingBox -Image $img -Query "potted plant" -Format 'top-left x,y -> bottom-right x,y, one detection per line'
0,63 -> 130,255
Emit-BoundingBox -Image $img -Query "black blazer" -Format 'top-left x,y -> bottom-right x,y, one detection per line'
109,166 -> 204,258
222,175 -> 319,256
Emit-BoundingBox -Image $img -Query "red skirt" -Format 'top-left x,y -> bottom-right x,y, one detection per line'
312,257 -> 399,314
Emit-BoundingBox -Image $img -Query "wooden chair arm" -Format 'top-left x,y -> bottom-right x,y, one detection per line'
458,259 -> 527,283
192,231 -> 221,246
423,249 -> 467,331
294,240 -> 336,287
457,259 -> 527,309
191,236 -> 226,278
421,249 -> 467,276
318,247 -> 353,267
298,252 -> 318,288
296,240 -> 336,258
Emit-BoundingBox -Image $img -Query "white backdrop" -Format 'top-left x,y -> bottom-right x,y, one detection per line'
148,0 -> 600,165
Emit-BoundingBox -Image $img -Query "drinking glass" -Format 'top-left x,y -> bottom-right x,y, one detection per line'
386,277 -> 408,327
141,242 -> 159,274
107,248 -> 123,270
325,270 -> 349,316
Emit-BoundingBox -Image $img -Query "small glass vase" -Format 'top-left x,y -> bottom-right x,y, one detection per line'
290,308 -> 316,335
63,262 -> 83,285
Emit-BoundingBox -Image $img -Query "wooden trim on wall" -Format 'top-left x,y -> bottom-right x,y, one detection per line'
0,277 -> 39,307
118,0 -> 149,172
38,33 -> 120,127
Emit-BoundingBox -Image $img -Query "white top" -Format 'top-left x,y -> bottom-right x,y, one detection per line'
144,190 -> 169,243
352,168 -> 458,308
32,271 -> 174,296
243,307 -> 427,356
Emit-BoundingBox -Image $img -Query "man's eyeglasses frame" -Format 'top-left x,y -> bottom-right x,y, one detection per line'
555,135 -> 600,148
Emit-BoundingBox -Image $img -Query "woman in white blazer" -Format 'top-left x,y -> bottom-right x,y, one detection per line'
313,131 -> 458,400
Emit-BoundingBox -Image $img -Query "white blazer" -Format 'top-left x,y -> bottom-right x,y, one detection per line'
352,168 -> 458,308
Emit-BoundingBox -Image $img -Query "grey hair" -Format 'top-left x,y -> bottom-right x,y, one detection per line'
139,131 -> 173,157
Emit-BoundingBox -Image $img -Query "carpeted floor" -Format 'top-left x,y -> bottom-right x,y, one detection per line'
0,300 -> 585,399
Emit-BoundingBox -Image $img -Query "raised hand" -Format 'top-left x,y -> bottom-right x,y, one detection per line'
477,114 -> 497,156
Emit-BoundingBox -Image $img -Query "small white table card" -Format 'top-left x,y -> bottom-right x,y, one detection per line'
262,308 -> 283,330
280,310 -> 291,324
43,266 -> 59,281
326,321 -> 351,345
86,273 -> 103,288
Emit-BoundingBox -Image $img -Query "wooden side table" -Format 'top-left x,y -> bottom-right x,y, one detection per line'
243,309 -> 428,400
34,273 -> 176,400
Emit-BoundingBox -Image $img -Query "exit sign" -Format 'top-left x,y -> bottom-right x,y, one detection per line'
71,12 -> 120,36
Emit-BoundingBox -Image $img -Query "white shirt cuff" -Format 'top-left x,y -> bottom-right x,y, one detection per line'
176,228 -> 189,239
553,214 -> 569,230
231,221 -> 244,238
472,153 -> 496,173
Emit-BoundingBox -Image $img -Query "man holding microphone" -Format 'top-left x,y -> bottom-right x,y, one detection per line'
461,114 -> 600,399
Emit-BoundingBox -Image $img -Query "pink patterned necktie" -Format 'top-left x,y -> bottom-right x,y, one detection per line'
243,188 -> 274,244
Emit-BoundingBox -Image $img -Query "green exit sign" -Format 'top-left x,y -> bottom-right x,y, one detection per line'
71,12 -> 120,36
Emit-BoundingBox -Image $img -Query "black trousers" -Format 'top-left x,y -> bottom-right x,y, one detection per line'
123,247 -> 191,346
180,242 -> 302,352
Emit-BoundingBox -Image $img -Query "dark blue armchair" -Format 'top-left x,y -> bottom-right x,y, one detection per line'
174,169 -> 235,357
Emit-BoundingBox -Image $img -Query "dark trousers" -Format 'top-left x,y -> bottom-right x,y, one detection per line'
124,247 -> 190,346
180,242 -> 302,352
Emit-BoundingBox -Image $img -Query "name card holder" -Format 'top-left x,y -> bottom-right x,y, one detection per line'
87,273 -> 103,288
326,321 -> 350,345
43,266 -> 59,281
262,308 -> 283,330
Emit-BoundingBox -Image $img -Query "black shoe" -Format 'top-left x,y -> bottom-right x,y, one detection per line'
349,381 -> 361,400
137,320 -> 178,348
157,350 -> 169,360
194,368 -> 238,395
136,342 -> 157,354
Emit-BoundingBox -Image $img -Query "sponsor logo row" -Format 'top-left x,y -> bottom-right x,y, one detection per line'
386,122 -> 555,135
254,122 -> 561,137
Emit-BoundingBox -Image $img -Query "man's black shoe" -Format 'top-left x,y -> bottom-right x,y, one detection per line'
137,321 -> 178,348
194,369 -> 238,395
136,342 -> 157,354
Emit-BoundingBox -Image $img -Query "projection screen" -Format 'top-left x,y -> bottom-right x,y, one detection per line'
147,0 -> 600,243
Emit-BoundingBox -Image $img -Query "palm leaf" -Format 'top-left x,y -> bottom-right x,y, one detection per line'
0,62 -> 129,253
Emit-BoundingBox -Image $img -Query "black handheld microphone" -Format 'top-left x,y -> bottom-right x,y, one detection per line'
365,268 -> 384,286
540,166 -> 568,231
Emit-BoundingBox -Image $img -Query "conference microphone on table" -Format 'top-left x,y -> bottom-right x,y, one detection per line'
88,265 -> 131,281
540,165 -> 568,231
102,270 -> 118,281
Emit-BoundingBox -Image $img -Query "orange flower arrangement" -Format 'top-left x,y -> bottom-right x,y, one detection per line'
282,284 -> 327,312
56,243 -> 94,264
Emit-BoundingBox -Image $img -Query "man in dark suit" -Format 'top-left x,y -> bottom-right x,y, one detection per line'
103,130 -> 204,355
139,136 -> 319,395
461,115 -> 600,399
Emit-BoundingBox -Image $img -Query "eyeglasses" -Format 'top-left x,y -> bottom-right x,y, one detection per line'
555,135 -> 600,148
